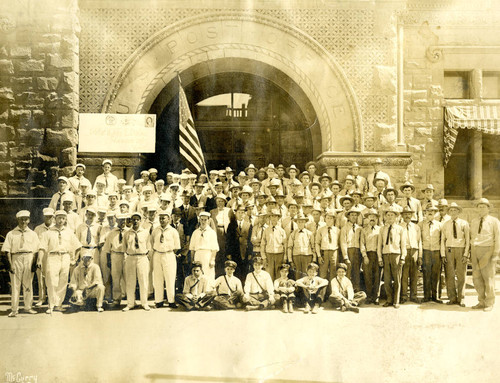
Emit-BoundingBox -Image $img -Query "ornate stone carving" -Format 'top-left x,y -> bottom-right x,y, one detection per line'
79,156 -> 143,167
426,46 -> 443,63
317,152 -> 413,168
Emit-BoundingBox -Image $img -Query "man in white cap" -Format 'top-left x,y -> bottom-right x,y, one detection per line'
148,168 -> 158,186
102,213 -> 128,307
75,208 -> 102,269
39,210 -> 82,314
441,202 -> 470,307
34,207 -> 55,306
68,163 -> 90,196
150,210 -> 180,308
61,194 -> 81,233
68,252 -> 105,312
75,179 -> 92,213
94,159 -> 118,195
49,176 -> 75,211
367,158 -> 391,193
122,212 -> 152,311
2,210 -> 40,317
79,190 -> 98,221
189,211 -> 219,282
470,198 -> 500,311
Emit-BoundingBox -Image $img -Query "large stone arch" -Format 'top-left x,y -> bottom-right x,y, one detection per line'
102,11 -> 364,154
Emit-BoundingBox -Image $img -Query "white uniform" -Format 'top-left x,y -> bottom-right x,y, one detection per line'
189,226 -> 219,281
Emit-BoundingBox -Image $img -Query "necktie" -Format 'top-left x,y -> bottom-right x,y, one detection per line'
86,225 -> 92,244
160,229 -> 164,243
453,220 -> 457,239
105,176 -> 108,190
56,192 -> 63,211
58,229 -> 62,245
201,229 -> 205,238
134,231 -> 139,249
84,266 -> 88,278
386,225 -> 392,245
407,198 -> 411,208
119,228 -> 123,243
149,225 -> 153,235
20,230 -> 25,249
478,217 -> 483,234
328,227 -> 332,243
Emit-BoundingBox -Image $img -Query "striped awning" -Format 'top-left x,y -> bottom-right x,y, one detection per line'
443,105 -> 500,167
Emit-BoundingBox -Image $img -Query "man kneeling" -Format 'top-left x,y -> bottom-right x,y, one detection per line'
329,263 -> 366,313
68,254 -> 105,312
296,263 -> 328,314
176,261 -> 215,311
243,256 -> 275,310
212,260 -> 244,310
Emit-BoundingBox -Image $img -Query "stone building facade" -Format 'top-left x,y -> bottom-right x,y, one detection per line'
0,0 -> 499,228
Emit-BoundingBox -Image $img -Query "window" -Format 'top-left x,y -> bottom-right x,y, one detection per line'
482,134 -> 500,198
444,71 -> 470,99
444,130 -> 471,199
482,72 -> 500,99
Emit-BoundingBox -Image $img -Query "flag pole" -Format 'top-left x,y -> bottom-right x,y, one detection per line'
177,72 -> 209,177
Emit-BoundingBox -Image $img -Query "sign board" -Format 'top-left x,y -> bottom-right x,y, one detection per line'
78,113 -> 156,153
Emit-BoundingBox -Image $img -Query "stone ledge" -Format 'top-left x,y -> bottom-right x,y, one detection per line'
317,151 -> 413,168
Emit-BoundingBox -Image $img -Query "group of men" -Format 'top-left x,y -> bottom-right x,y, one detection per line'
2,158 -> 499,317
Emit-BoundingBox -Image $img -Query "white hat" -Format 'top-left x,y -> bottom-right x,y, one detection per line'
75,163 -> 86,170
199,211 -> 210,218
55,210 -> 67,216
16,210 -> 30,218
58,176 -> 68,183
43,207 -> 55,216
102,159 -> 112,166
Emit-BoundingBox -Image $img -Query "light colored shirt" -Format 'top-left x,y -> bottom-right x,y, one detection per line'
401,221 -> 422,254
340,222 -> 361,256
102,227 -> 128,253
470,215 -> 500,255
94,173 -> 119,194
151,225 -> 180,252
330,276 -> 354,301
315,225 -> 340,251
250,223 -> 267,252
34,223 -> 52,238
214,275 -> 243,295
441,218 -> 470,256
378,224 -> 407,259
123,227 -> 151,255
183,275 -> 212,295
244,270 -> 274,294
189,226 -> 219,252
1,227 -> 40,254
75,222 -> 103,247
398,197 -> 423,222
48,190 -> 76,211
419,219 -> 441,251
261,225 -> 287,255
69,262 -> 103,291
296,276 -> 328,290
39,226 -> 81,253
360,225 -> 380,255
288,228 -> 315,258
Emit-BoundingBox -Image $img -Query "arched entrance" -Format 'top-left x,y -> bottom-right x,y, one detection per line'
145,60 -> 317,174
102,12 -> 364,158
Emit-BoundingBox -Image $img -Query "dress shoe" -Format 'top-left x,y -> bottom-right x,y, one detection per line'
472,303 -> 485,310
142,305 -> 151,311
340,305 -> 347,312
53,306 -> 65,312
458,300 -> 466,307
8,311 -> 18,318
303,303 -> 311,314
46,308 -> 53,314
245,305 -> 259,311
432,298 -> 443,304
383,302 -> 392,307
155,302 -> 164,308
311,305 -> 319,314
394,304 -> 400,309
400,298 -> 407,304
25,309 -> 37,314
168,303 -> 178,309
483,306 -> 493,312
288,302 -> 294,313
122,306 -> 133,312
373,300 -> 380,305
410,298 -> 421,304
97,307 -> 104,313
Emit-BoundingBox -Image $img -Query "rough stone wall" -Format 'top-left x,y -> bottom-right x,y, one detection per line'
402,0 -> 500,200
0,0 -> 79,198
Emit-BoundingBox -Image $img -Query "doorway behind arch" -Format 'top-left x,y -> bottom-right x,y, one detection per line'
146,71 -> 317,176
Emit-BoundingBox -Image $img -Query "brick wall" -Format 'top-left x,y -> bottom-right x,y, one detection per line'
0,0 -> 79,198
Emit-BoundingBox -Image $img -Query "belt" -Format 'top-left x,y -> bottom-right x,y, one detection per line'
111,251 -> 125,254
293,253 -> 313,256
82,246 -> 98,249
127,253 -> 148,256
49,251 -> 69,255
153,249 -> 175,254
12,251 -> 33,255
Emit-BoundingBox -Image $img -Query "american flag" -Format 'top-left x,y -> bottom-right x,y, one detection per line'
179,78 -> 205,172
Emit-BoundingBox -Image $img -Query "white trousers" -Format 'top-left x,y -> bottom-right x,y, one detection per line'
46,253 -> 70,309
99,250 -> 111,300
153,251 -> 177,303
10,253 -> 34,312
194,249 -> 215,282
111,251 -> 127,301
125,255 -> 149,307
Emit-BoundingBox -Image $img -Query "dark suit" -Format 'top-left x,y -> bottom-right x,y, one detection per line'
179,205 -> 198,238
225,218 -> 252,280
171,221 -> 190,293
190,194 -> 207,208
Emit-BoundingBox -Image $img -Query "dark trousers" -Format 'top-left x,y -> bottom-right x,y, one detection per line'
401,248 -> 419,300
329,291 -> 366,308
422,250 -> 441,300
175,292 -> 215,310
175,256 -> 191,294
383,253 -> 403,304
363,251 -> 380,302
445,247 -> 467,302
243,292 -> 271,308
299,286 -> 327,307
346,247 -> 362,292
212,292 -> 243,310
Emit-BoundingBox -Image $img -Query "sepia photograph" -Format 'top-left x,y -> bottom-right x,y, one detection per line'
0,0 -> 499,382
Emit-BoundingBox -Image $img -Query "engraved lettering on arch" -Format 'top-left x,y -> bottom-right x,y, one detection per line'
166,40 -> 177,54
186,31 -> 197,44
206,26 -> 218,39
332,102 -> 346,117
267,32 -> 278,44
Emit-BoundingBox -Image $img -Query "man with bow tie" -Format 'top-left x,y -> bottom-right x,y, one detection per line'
68,253 -> 105,312
189,211 -> 219,282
